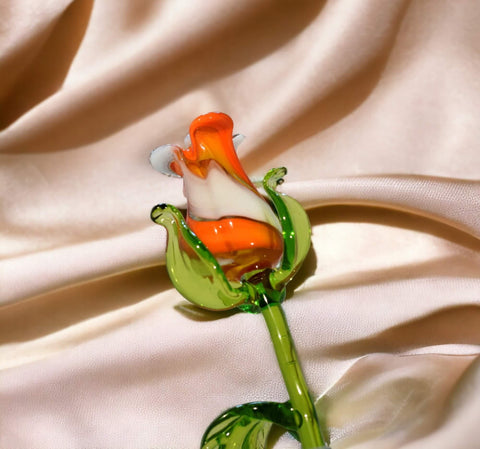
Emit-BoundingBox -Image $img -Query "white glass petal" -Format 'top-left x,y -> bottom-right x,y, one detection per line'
183,133 -> 192,148
232,134 -> 245,149
180,160 -> 281,231
150,145 -> 182,178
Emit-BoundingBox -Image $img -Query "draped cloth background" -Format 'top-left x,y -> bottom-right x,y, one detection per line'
1,1 -> 480,448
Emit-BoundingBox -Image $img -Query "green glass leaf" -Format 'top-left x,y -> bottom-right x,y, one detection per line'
263,168 -> 312,291
201,401 -> 300,449
151,204 -> 254,310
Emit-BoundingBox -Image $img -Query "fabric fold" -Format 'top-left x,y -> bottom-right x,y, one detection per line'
1,1 -> 480,448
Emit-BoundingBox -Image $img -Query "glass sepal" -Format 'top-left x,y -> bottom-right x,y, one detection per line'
262,168 -> 312,290
151,204 -> 253,310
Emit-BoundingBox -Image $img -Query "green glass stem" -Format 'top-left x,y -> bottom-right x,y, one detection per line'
261,302 -> 326,449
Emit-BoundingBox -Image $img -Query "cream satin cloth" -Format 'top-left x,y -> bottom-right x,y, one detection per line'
1,1 -> 480,448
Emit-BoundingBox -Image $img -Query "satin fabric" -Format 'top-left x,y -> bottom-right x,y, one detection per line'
1,1 -> 480,448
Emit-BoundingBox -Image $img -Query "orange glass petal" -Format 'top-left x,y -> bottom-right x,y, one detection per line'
174,112 -> 283,281
188,216 -> 283,280
178,113 -> 259,193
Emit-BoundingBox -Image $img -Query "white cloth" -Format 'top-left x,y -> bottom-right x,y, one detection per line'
1,1 -> 479,448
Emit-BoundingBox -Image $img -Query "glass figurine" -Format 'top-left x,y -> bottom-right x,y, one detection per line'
150,112 -> 329,449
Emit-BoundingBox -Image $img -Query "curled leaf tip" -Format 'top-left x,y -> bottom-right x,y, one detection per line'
264,167 -> 287,189
150,203 -> 170,223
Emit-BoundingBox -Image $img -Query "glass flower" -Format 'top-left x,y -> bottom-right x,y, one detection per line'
150,113 -> 328,448
150,112 -> 311,312
150,112 -> 283,282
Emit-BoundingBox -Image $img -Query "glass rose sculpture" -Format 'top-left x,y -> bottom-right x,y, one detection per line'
150,112 -> 329,449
